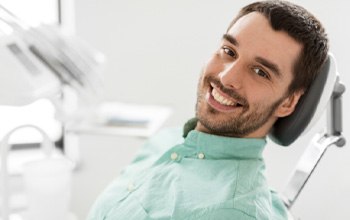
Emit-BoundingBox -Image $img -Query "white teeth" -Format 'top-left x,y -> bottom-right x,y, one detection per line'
212,88 -> 236,106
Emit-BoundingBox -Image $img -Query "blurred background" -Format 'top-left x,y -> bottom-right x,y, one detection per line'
0,0 -> 349,219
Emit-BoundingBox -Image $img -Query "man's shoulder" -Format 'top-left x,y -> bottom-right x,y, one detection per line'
144,127 -> 184,149
130,127 -> 184,164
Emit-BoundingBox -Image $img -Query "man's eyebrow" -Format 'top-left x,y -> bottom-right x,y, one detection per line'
255,56 -> 282,78
222,34 -> 239,46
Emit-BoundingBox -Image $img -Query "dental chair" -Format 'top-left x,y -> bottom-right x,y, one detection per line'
268,53 -> 346,219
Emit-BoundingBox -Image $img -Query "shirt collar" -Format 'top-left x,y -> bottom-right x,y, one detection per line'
182,118 -> 266,160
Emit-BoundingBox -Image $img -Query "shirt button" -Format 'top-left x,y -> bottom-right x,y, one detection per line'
198,152 -> 205,159
127,182 -> 135,192
170,152 -> 178,160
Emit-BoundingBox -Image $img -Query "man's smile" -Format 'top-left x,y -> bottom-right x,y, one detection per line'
205,82 -> 245,112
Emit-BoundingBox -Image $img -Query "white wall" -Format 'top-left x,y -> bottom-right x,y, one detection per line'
74,0 -> 350,219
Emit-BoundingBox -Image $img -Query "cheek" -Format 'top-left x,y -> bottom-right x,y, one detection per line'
246,88 -> 282,111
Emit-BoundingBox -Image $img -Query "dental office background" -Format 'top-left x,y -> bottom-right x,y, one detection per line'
1,0 -> 349,220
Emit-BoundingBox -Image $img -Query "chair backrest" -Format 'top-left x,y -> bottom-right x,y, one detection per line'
269,54 -> 346,210
268,54 -> 338,146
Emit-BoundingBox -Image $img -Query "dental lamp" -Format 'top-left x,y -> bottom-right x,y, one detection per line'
0,5 -> 104,219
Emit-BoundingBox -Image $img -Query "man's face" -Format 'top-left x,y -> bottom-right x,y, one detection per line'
195,12 -> 303,138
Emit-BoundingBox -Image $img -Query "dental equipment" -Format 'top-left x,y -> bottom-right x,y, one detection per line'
0,4 -> 104,219
269,54 -> 346,216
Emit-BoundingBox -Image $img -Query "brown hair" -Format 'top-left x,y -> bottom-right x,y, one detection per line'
227,0 -> 329,94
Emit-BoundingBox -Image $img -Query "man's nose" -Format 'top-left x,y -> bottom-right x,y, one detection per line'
218,61 -> 244,90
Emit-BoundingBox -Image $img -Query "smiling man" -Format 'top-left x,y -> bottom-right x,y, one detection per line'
196,11 -> 303,139
88,1 -> 328,219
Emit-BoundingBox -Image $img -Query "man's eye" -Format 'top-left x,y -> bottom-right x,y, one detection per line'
253,67 -> 269,79
222,47 -> 236,58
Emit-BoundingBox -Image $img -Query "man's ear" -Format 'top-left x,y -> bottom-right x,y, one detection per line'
275,90 -> 304,118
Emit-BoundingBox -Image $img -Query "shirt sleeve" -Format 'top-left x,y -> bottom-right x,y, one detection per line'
270,190 -> 289,220
87,128 -> 183,220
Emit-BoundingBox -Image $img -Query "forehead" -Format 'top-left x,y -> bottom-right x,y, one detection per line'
226,12 -> 302,82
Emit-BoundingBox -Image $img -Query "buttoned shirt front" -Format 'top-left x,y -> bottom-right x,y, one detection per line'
87,127 -> 288,220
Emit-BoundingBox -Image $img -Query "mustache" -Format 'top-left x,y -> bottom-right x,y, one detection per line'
205,75 -> 248,106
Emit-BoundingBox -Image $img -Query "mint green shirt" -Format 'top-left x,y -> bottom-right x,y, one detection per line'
87,128 -> 288,220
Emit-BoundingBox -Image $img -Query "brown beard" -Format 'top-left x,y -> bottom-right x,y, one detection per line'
195,75 -> 286,137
